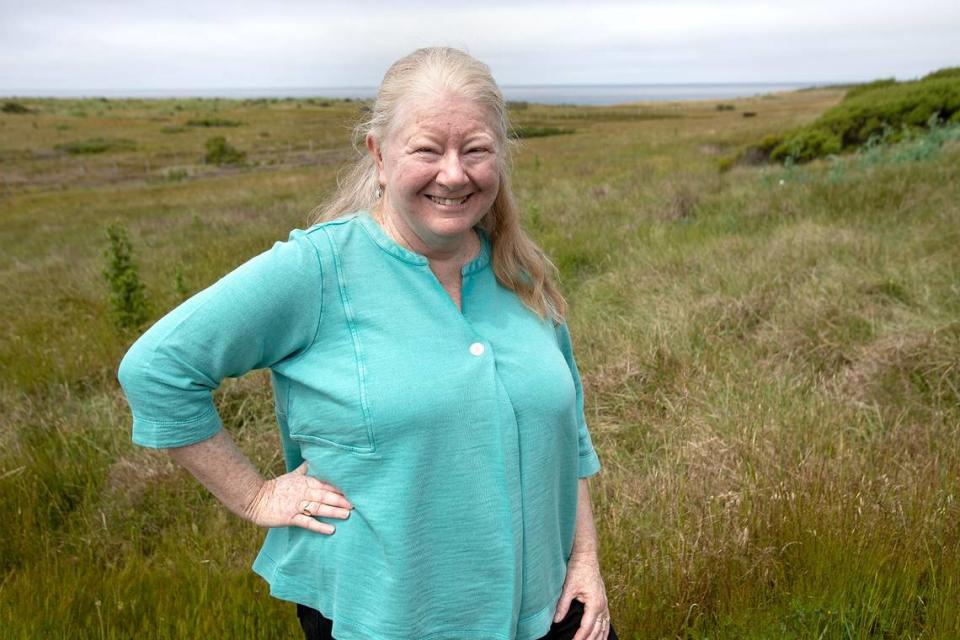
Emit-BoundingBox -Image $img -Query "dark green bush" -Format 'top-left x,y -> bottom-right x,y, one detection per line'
186,118 -> 242,127
510,125 -> 575,139
103,223 -> 149,330
728,133 -> 785,169
55,137 -> 136,154
771,129 -> 842,163
844,78 -> 896,101
2,101 -> 30,114
204,136 -> 246,165
923,67 -> 960,81
715,104 -> 736,111
765,70 -> 960,163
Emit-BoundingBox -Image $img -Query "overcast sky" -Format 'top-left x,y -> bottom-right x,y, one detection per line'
1,0 -> 957,91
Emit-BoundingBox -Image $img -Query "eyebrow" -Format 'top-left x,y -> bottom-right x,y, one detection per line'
404,131 -> 497,146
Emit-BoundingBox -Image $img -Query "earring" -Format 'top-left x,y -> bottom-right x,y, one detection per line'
375,184 -> 383,199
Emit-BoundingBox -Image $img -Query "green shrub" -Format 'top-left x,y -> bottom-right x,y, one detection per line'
55,137 -> 136,154
163,167 -> 189,182
771,129 -> 842,162
844,78 -> 896,101
103,223 -> 149,330
722,133 -> 785,170
715,104 -> 736,111
922,67 -> 960,81
186,118 -> 242,127
763,70 -> 960,163
510,125 -> 575,139
204,136 -> 246,165
2,101 -> 30,114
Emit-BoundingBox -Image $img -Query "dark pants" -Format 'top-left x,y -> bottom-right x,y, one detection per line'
296,599 -> 620,640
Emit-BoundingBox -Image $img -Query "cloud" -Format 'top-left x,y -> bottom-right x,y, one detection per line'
0,0 -> 957,89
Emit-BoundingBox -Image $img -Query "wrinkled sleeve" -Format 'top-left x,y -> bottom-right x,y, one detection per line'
117,229 -> 323,449
555,320 -> 601,478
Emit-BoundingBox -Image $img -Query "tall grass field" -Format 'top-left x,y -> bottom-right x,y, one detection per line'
1,87 -> 958,638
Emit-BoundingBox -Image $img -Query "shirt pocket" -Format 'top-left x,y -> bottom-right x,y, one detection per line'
281,350 -> 376,454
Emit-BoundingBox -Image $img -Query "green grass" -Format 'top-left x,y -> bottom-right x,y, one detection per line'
2,89 -> 959,638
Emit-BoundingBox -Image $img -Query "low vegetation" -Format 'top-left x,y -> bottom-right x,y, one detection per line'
1,86 -> 959,638
102,223 -> 150,331
186,117 -> 243,128
55,137 -> 137,155
2,100 -> 31,114
204,136 -> 246,166
510,124 -> 575,139
739,67 -> 960,164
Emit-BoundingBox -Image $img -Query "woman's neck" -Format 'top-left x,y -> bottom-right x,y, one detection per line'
374,207 -> 480,272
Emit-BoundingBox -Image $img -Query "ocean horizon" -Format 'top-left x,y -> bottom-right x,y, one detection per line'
2,82 -> 832,105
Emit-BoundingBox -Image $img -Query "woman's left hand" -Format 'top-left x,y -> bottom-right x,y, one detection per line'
553,550 -> 612,640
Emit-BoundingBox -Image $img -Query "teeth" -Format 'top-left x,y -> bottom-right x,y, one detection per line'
428,194 -> 470,206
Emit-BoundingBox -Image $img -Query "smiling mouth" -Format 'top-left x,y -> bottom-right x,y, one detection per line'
426,193 -> 472,206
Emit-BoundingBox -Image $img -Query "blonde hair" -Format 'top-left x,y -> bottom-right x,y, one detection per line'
309,47 -> 566,322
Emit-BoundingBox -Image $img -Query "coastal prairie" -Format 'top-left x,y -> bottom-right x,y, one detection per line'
2,88 -> 958,638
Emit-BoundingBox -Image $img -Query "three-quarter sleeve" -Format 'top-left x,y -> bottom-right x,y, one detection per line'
117,229 -> 323,449
555,321 -> 602,478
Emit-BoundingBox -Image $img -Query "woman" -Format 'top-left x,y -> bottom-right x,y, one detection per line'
118,47 -> 617,640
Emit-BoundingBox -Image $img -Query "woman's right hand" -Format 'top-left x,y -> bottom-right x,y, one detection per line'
243,461 -> 354,534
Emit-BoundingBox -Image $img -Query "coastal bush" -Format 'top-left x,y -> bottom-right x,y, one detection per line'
187,118 -> 242,128
764,70 -> 960,163
204,136 -> 246,165
55,137 -> 137,154
2,100 -> 31,114
510,125 -> 575,139
103,223 -> 149,330
843,77 -> 896,100
922,66 -> 960,81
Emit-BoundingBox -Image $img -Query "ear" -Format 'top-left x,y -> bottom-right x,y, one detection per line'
366,133 -> 385,185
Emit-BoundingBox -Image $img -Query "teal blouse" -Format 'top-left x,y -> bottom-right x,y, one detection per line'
118,211 -> 601,640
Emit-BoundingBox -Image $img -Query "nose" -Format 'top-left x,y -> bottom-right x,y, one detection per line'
436,150 -> 469,190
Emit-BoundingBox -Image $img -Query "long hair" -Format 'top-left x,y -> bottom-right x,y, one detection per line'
309,47 -> 566,322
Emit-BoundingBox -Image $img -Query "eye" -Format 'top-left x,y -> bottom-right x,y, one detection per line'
414,146 -> 439,155
468,147 -> 491,155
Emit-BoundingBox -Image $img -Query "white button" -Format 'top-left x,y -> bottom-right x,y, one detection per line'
469,342 -> 485,357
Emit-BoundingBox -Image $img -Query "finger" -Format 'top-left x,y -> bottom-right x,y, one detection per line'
552,596 -> 570,623
293,461 -> 309,475
589,609 -> 611,640
572,606 -> 600,640
597,609 -> 610,640
307,502 -> 353,520
308,488 -> 353,510
589,615 -> 606,640
290,513 -> 336,534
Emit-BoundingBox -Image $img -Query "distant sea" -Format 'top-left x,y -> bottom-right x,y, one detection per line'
5,82 -> 826,105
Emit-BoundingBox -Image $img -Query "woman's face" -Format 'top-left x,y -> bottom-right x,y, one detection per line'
368,93 -> 501,251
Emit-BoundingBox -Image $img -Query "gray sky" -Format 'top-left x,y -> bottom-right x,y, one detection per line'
1,0 -> 957,90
